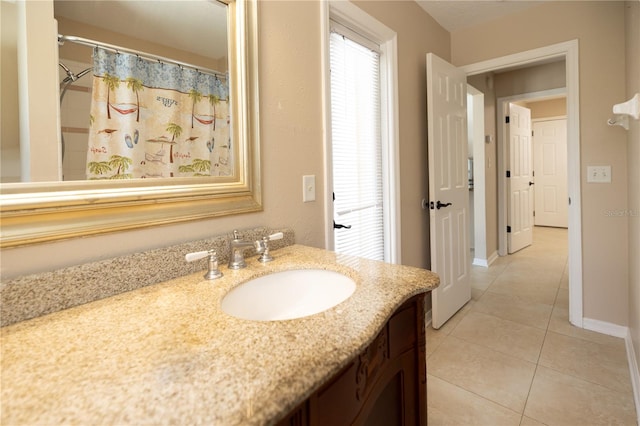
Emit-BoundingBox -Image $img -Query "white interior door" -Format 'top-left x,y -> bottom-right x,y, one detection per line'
533,119 -> 568,228
506,103 -> 534,254
427,53 -> 471,329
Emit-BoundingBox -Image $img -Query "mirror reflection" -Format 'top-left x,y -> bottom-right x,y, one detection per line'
2,0 -> 231,182
0,0 -> 262,248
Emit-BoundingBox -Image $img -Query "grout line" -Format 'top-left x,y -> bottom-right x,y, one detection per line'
428,372 -> 524,417
536,361 -> 635,396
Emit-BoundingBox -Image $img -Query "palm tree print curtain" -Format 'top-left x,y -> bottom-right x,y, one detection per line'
87,47 -> 231,179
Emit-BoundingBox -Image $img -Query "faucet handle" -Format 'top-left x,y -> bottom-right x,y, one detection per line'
267,232 -> 284,241
185,250 -> 210,262
185,250 -> 223,280
256,232 -> 284,263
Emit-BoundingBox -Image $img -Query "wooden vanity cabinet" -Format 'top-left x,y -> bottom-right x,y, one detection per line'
277,293 -> 427,426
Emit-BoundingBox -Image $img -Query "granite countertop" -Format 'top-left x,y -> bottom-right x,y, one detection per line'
0,245 -> 439,425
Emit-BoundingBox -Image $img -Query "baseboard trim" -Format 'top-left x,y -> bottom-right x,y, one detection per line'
582,317 -> 628,338
472,258 -> 489,267
472,251 -> 500,268
487,251 -> 499,267
568,318 -> 639,424
624,329 -> 640,426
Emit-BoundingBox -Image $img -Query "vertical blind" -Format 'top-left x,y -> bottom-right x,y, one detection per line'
330,23 -> 384,262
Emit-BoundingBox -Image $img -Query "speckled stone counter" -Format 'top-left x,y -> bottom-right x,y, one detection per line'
1,245 -> 439,425
1,227 -> 294,326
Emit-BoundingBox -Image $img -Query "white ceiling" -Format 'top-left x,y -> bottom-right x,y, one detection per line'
54,0 -> 228,60
416,1 -> 548,33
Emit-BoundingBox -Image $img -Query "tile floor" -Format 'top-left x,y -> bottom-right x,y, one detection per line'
426,226 -> 637,425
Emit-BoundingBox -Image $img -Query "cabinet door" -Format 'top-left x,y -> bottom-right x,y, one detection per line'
276,294 -> 427,426
357,351 -> 418,426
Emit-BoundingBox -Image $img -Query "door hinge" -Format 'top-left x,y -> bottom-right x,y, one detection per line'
507,226 -> 512,233
532,130 -> 534,137
505,116 -> 510,124
506,170 -> 511,178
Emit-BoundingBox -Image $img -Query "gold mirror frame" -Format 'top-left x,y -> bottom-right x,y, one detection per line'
0,0 -> 261,248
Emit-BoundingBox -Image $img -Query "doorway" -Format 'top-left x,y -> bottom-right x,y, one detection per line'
461,40 -> 583,328
497,88 -> 568,254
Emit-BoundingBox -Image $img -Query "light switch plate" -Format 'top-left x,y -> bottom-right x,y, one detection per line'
303,175 -> 316,202
587,166 -> 611,183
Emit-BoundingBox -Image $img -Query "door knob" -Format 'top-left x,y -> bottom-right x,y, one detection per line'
436,201 -> 452,210
529,181 -> 535,186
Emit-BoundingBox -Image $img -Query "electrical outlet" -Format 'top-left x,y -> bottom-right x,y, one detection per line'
302,175 -> 316,202
587,166 -> 611,183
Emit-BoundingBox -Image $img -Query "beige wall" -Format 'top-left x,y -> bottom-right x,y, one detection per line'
526,98 -> 567,120
0,1 -> 450,279
495,61 -> 566,99
624,0 -> 640,374
453,1 -> 629,326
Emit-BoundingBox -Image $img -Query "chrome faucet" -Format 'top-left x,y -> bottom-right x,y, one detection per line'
228,230 -> 285,269
228,230 -> 256,269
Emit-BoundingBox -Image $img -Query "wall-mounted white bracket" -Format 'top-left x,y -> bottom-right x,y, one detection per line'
612,93 -> 639,119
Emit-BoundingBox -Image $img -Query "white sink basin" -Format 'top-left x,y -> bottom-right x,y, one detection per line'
220,269 -> 356,321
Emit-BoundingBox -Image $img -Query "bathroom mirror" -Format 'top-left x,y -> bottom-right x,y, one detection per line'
0,0 -> 261,247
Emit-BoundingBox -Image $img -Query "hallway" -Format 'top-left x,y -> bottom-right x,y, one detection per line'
426,227 -> 636,425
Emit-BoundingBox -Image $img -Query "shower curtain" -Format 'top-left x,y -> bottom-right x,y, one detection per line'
86,47 -> 231,179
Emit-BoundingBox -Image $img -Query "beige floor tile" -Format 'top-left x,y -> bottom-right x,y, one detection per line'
451,311 -> 546,363
428,336 -> 536,413
506,250 -> 567,267
428,227 -> 637,425
427,375 -> 521,426
519,416 -> 547,426
470,266 -> 504,290
436,300 -> 475,335
472,291 -> 553,330
554,286 -> 569,309
427,300 -> 476,357
497,263 -> 564,287
470,270 -> 496,291
524,366 -> 636,426
560,268 -> 569,289
426,326 -> 448,358
470,287 -> 484,301
538,331 -> 632,394
548,306 -> 627,348
487,278 -> 559,306
491,255 -> 513,269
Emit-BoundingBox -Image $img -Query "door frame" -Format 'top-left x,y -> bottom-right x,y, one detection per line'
319,0 -> 401,264
468,85 -> 488,267
461,39 -> 583,327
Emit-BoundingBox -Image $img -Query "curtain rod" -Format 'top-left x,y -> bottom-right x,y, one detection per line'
57,34 -> 226,79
